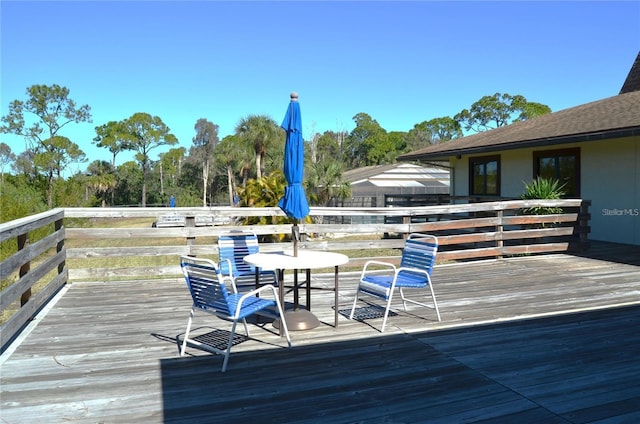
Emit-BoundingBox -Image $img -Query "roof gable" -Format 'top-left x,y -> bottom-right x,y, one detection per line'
620,51 -> 640,94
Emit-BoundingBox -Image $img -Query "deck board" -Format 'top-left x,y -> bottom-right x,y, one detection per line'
1,241 -> 639,423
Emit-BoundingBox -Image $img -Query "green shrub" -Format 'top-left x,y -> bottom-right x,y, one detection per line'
520,177 -> 566,215
0,178 -> 49,262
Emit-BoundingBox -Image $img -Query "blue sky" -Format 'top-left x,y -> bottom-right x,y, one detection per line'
2,1 -> 639,174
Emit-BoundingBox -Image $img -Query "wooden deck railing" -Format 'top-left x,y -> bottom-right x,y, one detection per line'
0,199 -> 590,351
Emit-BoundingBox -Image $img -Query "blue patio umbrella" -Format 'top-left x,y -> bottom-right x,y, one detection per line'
278,92 -> 310,256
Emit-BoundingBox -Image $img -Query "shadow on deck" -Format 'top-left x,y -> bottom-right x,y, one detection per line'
157,305 -> 640,423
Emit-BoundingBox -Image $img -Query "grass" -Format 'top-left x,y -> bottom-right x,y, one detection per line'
62,222 -> 401,277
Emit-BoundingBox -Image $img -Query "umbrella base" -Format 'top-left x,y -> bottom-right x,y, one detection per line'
273,309 -> 320,331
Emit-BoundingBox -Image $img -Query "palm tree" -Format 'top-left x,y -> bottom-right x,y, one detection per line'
235,115 -> 282,180
307,160 -> 351,206
218,135 -> 250,206
86,160 -> 117,207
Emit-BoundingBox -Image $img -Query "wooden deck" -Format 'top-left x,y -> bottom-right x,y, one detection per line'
1,241 -> 640,423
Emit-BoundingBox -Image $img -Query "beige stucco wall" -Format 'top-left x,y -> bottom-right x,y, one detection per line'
499,150 -> 534,196
581,137 -> 639,245
448,136 -> 640,245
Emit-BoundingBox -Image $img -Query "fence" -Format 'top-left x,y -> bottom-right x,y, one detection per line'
0,199 -> 590,351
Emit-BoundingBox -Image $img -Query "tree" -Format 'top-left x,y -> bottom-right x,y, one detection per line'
0,142 -> 15,184
308,123 -> 319,164
386,131 -> 406,162
113,161 -> 142,206
260,132 -> 285,177
35,134 -> 87,180
93,120 -> 135,168
306,160 -> 351,206
86,160 -> 117,207
235,115 -> 282,180
0,176 -> 47,226
93,120 -> 134,205
121,113 -> 178,206
13,150 -> 37,177
405,117 -> 463,151
455,93 -> 551,133
0,84 -> 92,207
214,135 -> 244,205
236,170 -> 297,236
55,172 -> 92,207
190,119 -> 219,206
345,113 -> 395,166
517,101 -> 553,121
238,170 -> 287,209
315,131 -> 343,164
158,147 -> 186,200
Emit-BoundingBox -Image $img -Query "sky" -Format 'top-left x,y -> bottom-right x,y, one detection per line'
1,0 -> 639,175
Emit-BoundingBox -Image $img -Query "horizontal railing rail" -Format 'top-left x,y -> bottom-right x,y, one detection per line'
1,209 -> 66,352
0,199 -> 590,352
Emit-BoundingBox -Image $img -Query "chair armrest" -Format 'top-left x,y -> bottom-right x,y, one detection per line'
233,284 -> 279,318
221,275 -> 240,294
219,258 -> 234,276
361,260 -> 396,278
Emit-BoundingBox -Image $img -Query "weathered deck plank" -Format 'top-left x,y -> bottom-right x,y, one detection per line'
1,242 -> 639,423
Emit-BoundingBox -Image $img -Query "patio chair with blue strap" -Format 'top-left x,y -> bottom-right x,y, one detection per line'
180,256 -> 291,372
349,233 -> 442,332
217,230 -> 277,292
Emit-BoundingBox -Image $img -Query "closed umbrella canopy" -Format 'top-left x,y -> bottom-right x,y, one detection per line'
278,92 -> 310,220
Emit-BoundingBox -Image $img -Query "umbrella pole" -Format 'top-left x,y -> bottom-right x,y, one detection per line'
292,220 -> 299,257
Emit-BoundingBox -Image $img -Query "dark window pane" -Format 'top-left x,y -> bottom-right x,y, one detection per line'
558,156 -> 575,179
557,156 -> 575,195
473,163 -> 485,194
470,157 -> 500,195
485,161 -> 498,194
473,163 -> 484,178
533,149 -> 579,197
538,157 -> 555,179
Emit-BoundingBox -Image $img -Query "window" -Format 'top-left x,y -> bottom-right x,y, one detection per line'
469,155 -> 500,196
533,148 -> 580,196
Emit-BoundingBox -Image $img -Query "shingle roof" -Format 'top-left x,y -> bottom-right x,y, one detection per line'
399,90 -> 640,161
620,52 -> 640,94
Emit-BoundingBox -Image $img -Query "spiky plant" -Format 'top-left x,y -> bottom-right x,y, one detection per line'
520,177 -> 566,215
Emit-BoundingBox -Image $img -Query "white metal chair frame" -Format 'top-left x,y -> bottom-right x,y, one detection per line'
349,233 -> 441,332
180,256 -> 291,372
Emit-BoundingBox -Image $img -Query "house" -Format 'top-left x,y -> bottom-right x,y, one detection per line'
399,52 -> 640,246
340,162 -> 450,207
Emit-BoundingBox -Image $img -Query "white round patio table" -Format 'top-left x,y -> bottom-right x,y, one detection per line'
243,250 -> 349,332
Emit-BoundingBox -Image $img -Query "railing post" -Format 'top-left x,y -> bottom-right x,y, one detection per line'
496,210 -> 504,259
403,215 -> 411,239
578,200 -> 591,251
56,218 -> 65,275
17,233 -> 30,306
186,215 -> 196,255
